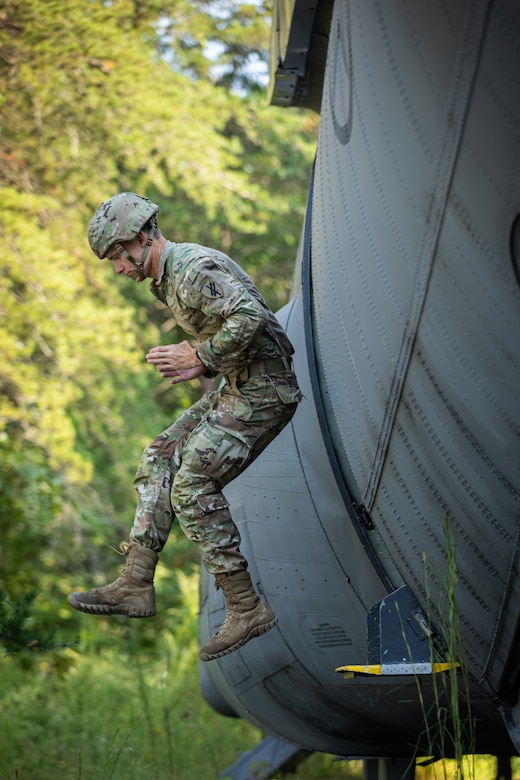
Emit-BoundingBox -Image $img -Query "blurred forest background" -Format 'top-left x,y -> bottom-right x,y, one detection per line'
0,0 -> 329,777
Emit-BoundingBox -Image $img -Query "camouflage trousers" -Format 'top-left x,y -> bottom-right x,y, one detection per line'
129,370 -> 301,574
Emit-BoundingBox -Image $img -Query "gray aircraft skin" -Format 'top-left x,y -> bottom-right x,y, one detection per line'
198,0 -> 520,760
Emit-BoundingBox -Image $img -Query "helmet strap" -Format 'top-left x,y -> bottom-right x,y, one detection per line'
138,214 -> 158,269
114,215 -> 157,274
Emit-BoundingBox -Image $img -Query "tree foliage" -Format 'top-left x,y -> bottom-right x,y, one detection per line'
157,0 -> 271,91
0,0 -> 317,646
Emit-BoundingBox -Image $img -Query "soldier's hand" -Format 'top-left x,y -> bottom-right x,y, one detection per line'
168,364 -> 207,385
146,341 -> 204,380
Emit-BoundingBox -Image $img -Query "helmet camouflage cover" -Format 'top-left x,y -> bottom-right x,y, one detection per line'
88,192 -> 160,259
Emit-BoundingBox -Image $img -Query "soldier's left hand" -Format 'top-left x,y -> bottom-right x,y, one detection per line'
167,364 -> 207,384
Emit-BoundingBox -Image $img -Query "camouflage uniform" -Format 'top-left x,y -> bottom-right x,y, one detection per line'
130,241 -> 301,575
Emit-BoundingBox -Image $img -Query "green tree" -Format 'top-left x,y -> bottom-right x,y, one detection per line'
157,0 -> 271,91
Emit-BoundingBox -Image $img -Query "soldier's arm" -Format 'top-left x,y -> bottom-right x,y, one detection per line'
181,263 -> 270,375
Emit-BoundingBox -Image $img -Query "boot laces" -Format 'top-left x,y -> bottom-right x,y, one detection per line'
213,611 -> 235,640
106,542 -> 130,557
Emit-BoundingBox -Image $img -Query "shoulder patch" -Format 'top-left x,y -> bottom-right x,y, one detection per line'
198,275 -> 224,299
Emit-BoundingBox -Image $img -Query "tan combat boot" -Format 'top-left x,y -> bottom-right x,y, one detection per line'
68,542 -> 158,618
198,570 -> 278,662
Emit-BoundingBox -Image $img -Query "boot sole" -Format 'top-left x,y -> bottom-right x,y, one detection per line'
198,616 -> 278,662
67,594 -> 155,618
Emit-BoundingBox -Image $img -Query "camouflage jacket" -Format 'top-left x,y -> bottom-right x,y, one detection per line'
149,242 -> 294,376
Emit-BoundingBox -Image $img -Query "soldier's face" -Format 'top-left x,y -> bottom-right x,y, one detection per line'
106,242 -> 145,282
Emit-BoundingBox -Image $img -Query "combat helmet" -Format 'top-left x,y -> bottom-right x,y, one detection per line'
88,192 -> 160,261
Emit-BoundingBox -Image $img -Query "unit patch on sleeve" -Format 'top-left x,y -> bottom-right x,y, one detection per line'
198,276 -> 224,299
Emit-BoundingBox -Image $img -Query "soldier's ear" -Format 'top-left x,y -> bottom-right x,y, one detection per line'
136,230 -> 148,247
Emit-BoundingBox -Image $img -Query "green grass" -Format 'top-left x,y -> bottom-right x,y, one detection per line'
0,571 -> 358,780
0,649 -> 250,779
0,645 -> 363,780
0,570 -> 517,780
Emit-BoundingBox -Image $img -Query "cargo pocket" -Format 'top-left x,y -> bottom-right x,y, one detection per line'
273,379 -> 303,405
186,414 -> 253,485
218,387 -> 255,423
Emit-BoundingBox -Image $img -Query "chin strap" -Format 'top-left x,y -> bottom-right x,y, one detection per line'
114,214 -> 158,273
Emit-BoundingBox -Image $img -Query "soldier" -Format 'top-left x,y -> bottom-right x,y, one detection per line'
68,192 -> 302,661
